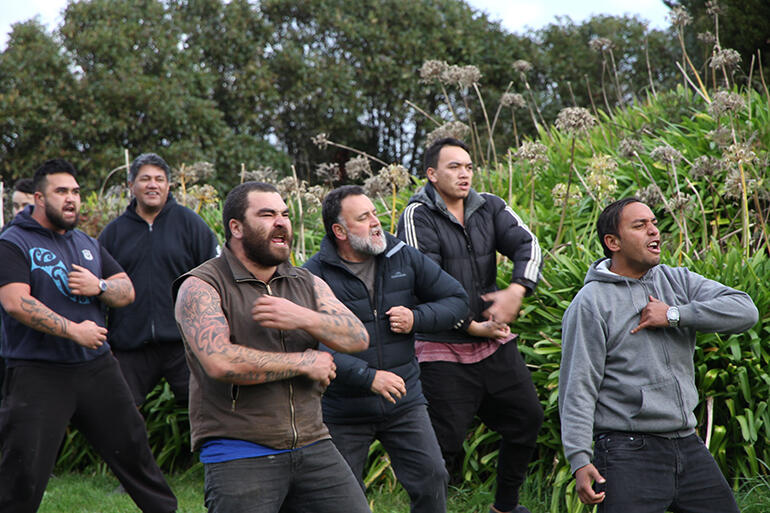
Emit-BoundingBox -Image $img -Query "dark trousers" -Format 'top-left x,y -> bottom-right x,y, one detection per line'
0,354 -> 177,513
593,432 -> 739,513
420,341 -> 543,511
327,404 -> 448,513
203,439 -> 371,513
114,340 -> 189,407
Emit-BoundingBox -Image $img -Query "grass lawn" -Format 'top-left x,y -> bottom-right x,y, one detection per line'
37,466 -> 769,513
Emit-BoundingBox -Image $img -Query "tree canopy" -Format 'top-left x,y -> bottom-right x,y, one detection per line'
0,0 -> 689,191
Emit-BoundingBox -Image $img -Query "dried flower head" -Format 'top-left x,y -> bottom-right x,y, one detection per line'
179,184 -> 219,211
618,138 -> 644,158
707,127 -> 732,148
709,48 -> 741,70
588,37 -> 614,53
441,64 -> 481,88
345,155 -> 372,180
690,156 -> 723,179
669,191 -> 692,211
724,167 -> 760,200
426,121 -> 471,147
242,166 -> 275,183
636,185 -> 662,206
555,107 -> 596,134
173,161 -> 215,187
515,141 -> 549,167
500,92 -> 527,109
378,164 -> 412,190
276,176 -> 301,197
650,146 -> 683,165
314,162 -> 341,184
723,142 -> 757,165
706,1 -> 724,16
708,90 -> 745,118
363,173 -> 390,197
697,31 -> 717,47
586,169 -> 618,201
312,133 -> 330,150
669,6 -> 693,28
419,60 -> 449,82
551,183 -> 582,207
302,185 -> 325,213
512,59 -> 532,74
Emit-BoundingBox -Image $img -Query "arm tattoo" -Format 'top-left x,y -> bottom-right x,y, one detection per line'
312,276 -> 368,350
103,278 -> 133,303
19,296 -> 70,337
177,278 -> 308,384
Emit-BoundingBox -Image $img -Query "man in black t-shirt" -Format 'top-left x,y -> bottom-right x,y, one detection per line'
0,159 -> 177,513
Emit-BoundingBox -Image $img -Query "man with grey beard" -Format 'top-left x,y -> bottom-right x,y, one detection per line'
304,185 -> 469,513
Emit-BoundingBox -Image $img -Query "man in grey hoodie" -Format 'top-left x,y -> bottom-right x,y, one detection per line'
559,197 -> 758,513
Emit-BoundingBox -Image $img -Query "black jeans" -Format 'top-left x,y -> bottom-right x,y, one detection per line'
203,439 -> 371,513
593,432 -> 739,513
0,353 -> 177,513
114,340 -> 190,407
327,404 -> 448,513
419,341 -> 543,511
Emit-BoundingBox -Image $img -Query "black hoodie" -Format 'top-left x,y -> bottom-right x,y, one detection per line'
98,195 -> 219,350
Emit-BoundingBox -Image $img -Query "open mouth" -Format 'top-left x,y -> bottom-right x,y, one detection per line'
647,240 -> 661,253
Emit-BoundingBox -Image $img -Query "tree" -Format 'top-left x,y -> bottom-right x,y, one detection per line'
665,0 -> 770,74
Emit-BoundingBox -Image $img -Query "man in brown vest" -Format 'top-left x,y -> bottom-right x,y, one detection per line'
173,181 -> 372,513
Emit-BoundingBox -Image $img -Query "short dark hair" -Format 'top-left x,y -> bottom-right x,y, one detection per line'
322,185 -> 367,243
33,159 -> 78,192
597,197 -> 643,258
13,178 -> 34,194
424,137 -> 470,172
129,153 -> 170,182
222,181 -> 279,242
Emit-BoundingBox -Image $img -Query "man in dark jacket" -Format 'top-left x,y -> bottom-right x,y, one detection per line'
0,159 -> 177,512
99,153 -> 219,406
397,138 -> 544,513
304,185 -> 469,513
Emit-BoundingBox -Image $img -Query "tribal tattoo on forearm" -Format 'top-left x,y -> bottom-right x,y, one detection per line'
177,278 -> 310,384
313,276 -> 369,351
101,278 -> 133,305
20,296 -> 70,337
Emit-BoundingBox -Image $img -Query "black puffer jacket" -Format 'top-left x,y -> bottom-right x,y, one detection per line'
304,233 -> 468,424
397,182 -> 542,344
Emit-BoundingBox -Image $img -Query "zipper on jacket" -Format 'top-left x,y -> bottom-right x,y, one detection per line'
266,281 -> 299,449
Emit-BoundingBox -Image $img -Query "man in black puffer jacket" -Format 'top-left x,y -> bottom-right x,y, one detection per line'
304,185 -> 469,513
397,138 -> 544,513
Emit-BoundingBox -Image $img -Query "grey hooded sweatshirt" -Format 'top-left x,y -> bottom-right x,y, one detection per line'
559,258 -> 758,475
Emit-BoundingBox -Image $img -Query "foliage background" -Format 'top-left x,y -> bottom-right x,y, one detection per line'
2,1 -> 770,512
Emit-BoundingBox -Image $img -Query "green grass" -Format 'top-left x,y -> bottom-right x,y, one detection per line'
36,468 -> 770,513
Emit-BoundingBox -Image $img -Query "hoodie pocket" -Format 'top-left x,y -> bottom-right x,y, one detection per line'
630,380 -> 683,430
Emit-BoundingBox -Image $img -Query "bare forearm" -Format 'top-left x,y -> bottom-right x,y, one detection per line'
99,277 -> 135,307
219,347 -> 320,384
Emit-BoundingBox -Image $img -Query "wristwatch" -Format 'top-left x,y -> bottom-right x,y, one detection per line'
666,306 -> 680,328
97,279 -> 108,296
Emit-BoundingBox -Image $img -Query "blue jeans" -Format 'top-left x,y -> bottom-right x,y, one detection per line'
592,432 -> 739,513
327,404 -> 448,513
203,439 -> 371,513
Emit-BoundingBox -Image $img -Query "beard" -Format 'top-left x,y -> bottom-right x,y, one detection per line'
242,220 -> 292,267
347,227 -> 387,256
45,201 -> 78,231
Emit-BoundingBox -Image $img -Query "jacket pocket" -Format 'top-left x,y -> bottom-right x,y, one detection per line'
630,380 -> 684,430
